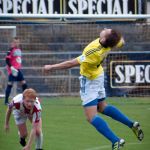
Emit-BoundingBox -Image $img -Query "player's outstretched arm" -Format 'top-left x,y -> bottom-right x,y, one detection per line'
44,58 -> 79,72
23,120 -> 42,150
4,107 -> 12,132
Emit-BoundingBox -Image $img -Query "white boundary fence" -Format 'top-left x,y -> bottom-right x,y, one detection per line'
0,14 -> 150,19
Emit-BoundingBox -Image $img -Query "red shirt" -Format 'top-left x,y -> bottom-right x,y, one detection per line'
6,47 -> 22,75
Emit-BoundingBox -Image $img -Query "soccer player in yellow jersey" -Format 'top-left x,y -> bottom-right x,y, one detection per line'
43,28 -> 144,150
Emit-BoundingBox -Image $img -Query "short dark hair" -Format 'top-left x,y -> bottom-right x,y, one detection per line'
102,29 -> 121,48
13,37 -> 19,40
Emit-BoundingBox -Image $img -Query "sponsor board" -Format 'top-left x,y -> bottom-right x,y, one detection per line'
0,0 -> 146,15
110,60 -> 150,88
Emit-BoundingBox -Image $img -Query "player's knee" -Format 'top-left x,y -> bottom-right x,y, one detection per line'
22,83 -> 28,91
97,105 -> 101,113
84,110 -> 98,123
97,101 -> 108,113
6,84 -> 13,92
86,117 -> 91,123
21,132 -> 28,138
85,115 -> 95,123
7,82 -> 13,87
98,108 -> 104,113
36,128 -> 42,137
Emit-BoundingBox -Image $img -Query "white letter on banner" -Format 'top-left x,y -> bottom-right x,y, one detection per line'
13,0 -> 21,13
122,0 -> 128,14
115,65 -> 125,83
32,0 -> 38,14
97,0 -> 105,14
3,0 -> 12,13
48,0 -> 54,14
135,65 -> 145,83
38,0 -> 47,14
22,0 -> 31,14
113,0 -> 122,14
125,65 -> 135,83
145,65 -> 150,83
78,0 -> 87,14
88,0 -> 96,14
107,0 -> 113,14
68,0 -> 77,14
0,0 -> 2,13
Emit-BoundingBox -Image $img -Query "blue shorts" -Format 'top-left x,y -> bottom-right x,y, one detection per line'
8,70 -> 25,82
84,97 -> 105,107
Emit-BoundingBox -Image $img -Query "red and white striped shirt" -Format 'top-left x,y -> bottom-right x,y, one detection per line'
9,94 -> 42,123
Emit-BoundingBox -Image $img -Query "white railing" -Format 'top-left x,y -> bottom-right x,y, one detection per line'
0,14 -> 150,19
0,26 -> 16,37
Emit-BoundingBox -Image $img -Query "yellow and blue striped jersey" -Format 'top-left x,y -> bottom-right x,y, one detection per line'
77,38 -> 111,80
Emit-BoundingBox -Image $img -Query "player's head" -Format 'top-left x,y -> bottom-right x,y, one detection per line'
11,37 -> 20,48
23,88 -> 37,109
99,28 -> 124,48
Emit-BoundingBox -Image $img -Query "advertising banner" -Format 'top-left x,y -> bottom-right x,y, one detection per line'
106,52 -> 150,96
0,0 -> 146,15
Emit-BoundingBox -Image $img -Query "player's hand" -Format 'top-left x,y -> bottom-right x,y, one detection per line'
116,37 -> 125,48
43,65 -> 53,74
23,145 -> 31,150
10,66 -> 18,77
4,124 -> 9,132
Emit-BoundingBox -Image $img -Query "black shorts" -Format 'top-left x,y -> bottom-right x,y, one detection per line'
8,70 -> 25,82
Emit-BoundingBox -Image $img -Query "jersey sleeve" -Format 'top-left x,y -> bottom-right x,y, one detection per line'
76,55 -> 86,64
8,100 -> 20,109
32,98 -> 42,123
77,54 -> 97,65
33,111 -> 41,123
8,94 -> 22,109
8,100 -> 15,109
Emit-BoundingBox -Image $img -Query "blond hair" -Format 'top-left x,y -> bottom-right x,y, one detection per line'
23,88 -> 37,100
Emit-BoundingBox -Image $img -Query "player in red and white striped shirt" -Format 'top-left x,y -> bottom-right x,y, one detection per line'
5,88 -> 43,150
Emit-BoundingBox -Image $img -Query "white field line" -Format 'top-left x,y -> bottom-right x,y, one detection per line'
86,142 -> 145,150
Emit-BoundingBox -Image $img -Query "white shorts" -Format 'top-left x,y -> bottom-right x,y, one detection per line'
79,73 -> 106,106
13,110 -> 30,125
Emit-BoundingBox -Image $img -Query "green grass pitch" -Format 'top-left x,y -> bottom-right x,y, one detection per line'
0,97 -> 150,150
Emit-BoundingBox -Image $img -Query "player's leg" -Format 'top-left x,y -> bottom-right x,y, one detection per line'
13,110 -> 28,146
98,72 -> 143,141
28,116 -> 43,150
97,72 -> 132,127
21,80 -> 28,91
80,74 -> 124,149
17,123 -> 28,147
98,101 -> 133,128
131,122 -> 144,141
98,100 -> 144,141
17,70 -> 28,91
84,104 -> 121,144
5,83 -> 13,104
4,74 -> 14,104
35,119 -> 43,150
